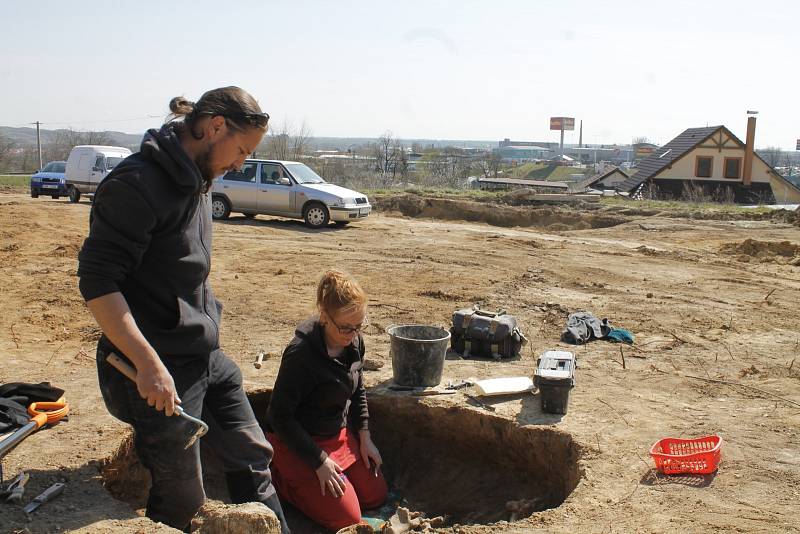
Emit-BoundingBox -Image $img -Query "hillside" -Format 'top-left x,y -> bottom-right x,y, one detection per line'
0,126 -> 143,148
1,126 -> 497,152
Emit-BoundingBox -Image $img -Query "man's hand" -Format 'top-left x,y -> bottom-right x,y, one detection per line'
85,292 -> 181,416
135,360 -> 181,416
315,457 -> 346,497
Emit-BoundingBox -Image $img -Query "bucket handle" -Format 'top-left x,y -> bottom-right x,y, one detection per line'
386,324 -> 453,340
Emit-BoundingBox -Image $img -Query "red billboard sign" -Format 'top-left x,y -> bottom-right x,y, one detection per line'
550,117 -> 575,131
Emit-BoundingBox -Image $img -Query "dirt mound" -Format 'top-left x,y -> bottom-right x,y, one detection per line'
499,188 -> 598,207
50,243 -> 82,257
662,207 -> 800,225
720,239 -> 800,264
418,289 -> 464,301
373,194 -> 625,231
636,245 -> 667,257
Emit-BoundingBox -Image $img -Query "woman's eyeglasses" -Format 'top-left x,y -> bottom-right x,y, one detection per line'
329,316 -> 369,335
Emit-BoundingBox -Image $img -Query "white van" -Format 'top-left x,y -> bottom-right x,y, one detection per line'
65,145 -> 132,203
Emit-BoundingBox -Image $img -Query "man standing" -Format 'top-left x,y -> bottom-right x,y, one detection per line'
78,87 -> 289,532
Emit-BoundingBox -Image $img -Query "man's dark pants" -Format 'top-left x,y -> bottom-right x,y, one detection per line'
96,343 -> 289,532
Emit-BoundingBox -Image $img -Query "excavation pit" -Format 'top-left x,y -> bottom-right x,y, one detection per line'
101,388 -> 582,531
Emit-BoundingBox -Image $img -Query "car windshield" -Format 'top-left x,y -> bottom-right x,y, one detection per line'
285,163 -> 325,184
42,162 -> 66,173
106,157 -> 125,170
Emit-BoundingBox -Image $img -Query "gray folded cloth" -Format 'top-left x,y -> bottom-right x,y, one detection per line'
561,312 -> 611,344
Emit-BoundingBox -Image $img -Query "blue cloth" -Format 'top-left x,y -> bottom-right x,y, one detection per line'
362,488 -> 404,531
607,328 -> 634,345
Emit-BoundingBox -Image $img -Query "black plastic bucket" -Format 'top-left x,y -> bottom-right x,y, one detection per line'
388,325 -> 450,387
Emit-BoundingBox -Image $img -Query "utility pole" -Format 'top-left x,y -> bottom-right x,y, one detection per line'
35,121 -> 43,170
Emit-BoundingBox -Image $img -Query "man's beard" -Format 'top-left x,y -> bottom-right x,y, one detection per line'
195,145 -> 215,193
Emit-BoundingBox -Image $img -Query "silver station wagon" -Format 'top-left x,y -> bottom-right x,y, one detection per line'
210,159 -> 371,228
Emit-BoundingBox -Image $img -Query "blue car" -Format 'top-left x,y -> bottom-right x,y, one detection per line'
30,161 -> 68,199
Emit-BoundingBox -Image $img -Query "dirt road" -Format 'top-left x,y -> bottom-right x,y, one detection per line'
0,192 -> 798,533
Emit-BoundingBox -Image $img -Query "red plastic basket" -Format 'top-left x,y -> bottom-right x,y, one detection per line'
649,435 -> 722,475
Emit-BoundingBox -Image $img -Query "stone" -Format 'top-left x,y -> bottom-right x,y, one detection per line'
191,501 -> 281,534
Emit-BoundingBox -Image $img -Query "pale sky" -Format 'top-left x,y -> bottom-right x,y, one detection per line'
3,0 -> 798,149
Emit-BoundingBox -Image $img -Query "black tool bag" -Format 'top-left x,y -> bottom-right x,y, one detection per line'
450,306 -> 527,360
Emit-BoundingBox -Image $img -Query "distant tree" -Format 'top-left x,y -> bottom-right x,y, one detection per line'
397,148 -> 409,179
474,150 -> 502,178
291,120 -> 312,161
45,130 -> 80,160
759,146 -> 783,168
316,157 -> 346,183
421,150 -> 450,187
83,130 -> 113,145
372,132 -> 392,176
371,131 -> 405,183
0,134 -> 15,165
632,136 -> 651,145
45,128 -> 113,161
265,121 -> 291,160
782,153 -> 794,178
261,120 -> 313,161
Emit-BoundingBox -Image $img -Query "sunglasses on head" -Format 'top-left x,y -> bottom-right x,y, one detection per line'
198,111 -> 270,129
224,111 -> 270,129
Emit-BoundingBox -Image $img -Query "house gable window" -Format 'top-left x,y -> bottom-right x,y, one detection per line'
723,157 -> 742,179
695,156 -> 713,178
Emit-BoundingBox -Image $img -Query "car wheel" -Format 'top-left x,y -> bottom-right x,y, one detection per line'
68,187 -> 81,203
51,195 -> 59,199
303,202 -> 330,228
31,190 -> 39,198
211,196 -> 231,220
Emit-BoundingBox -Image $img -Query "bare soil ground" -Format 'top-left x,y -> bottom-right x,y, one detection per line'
0,191 -> 798,533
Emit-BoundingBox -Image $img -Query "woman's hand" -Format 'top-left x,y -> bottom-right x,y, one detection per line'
315,457 -> 346,497
359,430 -> 383,476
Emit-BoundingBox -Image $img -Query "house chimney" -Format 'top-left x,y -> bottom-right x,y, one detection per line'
743,111 -> 758,187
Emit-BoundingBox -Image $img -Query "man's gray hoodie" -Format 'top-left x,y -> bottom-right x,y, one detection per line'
77,124 -> 222,359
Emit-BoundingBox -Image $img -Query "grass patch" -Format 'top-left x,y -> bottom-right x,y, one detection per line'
0,174 -> 30,188
504,163 -> 588,181
0,174 -> 31,191
364,187 -> 504,200
600,196 -> 775,214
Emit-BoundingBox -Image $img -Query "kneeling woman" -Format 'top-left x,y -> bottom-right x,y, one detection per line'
266,270 -> 387,531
